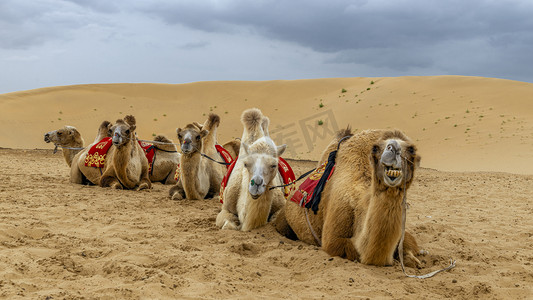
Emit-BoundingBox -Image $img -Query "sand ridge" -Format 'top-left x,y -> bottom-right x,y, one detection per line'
1,76 -> 532,174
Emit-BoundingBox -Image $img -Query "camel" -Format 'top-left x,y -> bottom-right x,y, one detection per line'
169,113 -> 230,200
216,108 -> 287,231
139,135 -> 181,185
70,116 -> 151,190
275,128 -> 425,267
48,122 -> 178,185
44,126 -> 85,167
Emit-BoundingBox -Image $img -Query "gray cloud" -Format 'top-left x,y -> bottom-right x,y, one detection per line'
1,0 -> 532,93
139,0 -> 533,80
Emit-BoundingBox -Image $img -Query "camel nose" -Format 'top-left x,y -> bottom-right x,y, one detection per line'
381,140 -> 401,167
251,176 -> 263,186
44,133 -> 50,142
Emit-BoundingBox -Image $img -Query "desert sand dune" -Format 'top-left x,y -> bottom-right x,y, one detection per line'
0,76 -> 532,298
1,76 -> 532,173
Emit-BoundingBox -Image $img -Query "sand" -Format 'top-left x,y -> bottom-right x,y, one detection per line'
0,76 -> 532,299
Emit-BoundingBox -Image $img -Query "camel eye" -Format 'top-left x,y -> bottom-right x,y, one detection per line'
57,132 -> 62,136
372,145 -> 380,154
407,146 -> 415,155
196,135 -> 201,141
244,163 -> 249,168
270,164 -> 276,169
108,129 -> 112,135
125,129 -> 130,135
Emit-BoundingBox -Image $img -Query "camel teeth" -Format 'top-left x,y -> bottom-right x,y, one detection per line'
386,170 -> 402,178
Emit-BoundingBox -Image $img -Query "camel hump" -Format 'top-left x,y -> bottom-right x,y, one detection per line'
241,108 -> 263,132
205,113 -> 221,130
153,135 -> 178,152
124,115 -> 136,126
336,126 -> 353,140
98,121 -> 112,132
261,116 -> 270,137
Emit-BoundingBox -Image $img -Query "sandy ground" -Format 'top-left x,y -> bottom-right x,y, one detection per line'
0,76 -> 532,299
0,149 -> 531,299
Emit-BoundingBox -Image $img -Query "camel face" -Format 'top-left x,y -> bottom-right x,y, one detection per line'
241,139 -> 286,199
177,126 -> 208,155
110,121 -> 135,148
243,153 -> 278,199
372,138 -> 419,188
44,126 -> 80,145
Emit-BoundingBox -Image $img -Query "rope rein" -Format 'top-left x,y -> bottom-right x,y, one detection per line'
305,208 -> 322,246
201,153 -> 231,166
397,155 -> 456,279
269,168 -> 315,191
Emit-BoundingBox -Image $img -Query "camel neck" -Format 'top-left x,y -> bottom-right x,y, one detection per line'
180,151 -> 206,199
61,139 -> 84,167
358,183 -> 405,265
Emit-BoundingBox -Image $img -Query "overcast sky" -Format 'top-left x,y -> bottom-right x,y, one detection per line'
1,0 -> 532,93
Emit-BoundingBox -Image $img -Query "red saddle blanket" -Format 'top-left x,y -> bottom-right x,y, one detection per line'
84,137 -> 112,168
219,157 -> 296,204
174,144 -> 235,182
289,161 -> 335,207
85,138 -> 155,171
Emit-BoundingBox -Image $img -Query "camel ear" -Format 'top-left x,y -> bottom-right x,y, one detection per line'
415,155 -> 421,168
124,115 -> 136,126
276,144 -> 286,157
176,128 -> 182,135
200,130 -> 209,138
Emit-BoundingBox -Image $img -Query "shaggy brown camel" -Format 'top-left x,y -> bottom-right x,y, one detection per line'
168,113 -> 229,200
59,122 -> 177,185
98,115 -> 151,190
70,121 -> 113,185
44,126 -> 85,167
275,128 -> 425,267
216,108 -> 287,231
191,121 -> 241,160
70,116 -> 151,190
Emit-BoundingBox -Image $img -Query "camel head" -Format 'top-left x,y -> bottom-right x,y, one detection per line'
109,115 -> 137,148
177,123 -> 208,155
44,126 -> 82,146
371,131 -> 420,188
241,137 -> 286,199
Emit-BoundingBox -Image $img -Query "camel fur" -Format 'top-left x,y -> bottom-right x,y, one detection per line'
70,116 -> 151,190
275,128 -> 425,267
168,113 -> 228,200
70,120 -> 113,185
98,115 -> 151,190
216,108 -> 286,231
44,126 -> 85,167
147,135 -> 181,184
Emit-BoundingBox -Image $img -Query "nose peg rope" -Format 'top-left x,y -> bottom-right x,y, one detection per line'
397,155 -> 456,279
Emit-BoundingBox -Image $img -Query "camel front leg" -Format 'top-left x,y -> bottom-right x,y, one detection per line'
137,160 -> 152,191
216,208 -> 240,230
400,231 -> 425,269
321,201 -> 358,261
100,168 -> 123,189
169,180 -> 185,200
